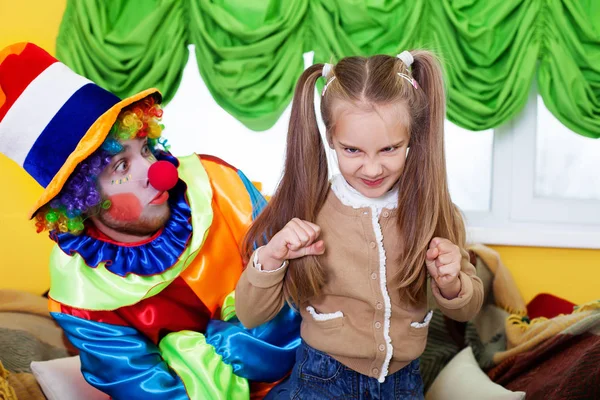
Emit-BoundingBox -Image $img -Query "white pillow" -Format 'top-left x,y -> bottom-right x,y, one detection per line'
30,356 -> 109,400
425,347 -> 526,400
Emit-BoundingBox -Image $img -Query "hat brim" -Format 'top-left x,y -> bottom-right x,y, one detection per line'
28,88 -> 162,219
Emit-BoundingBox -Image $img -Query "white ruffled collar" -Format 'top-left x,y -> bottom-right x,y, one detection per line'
330,175 -> 398,210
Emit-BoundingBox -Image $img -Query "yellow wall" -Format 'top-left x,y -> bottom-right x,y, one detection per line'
490,246 -> 599,305
0,0 -> 598,305
0,0 -> 67,294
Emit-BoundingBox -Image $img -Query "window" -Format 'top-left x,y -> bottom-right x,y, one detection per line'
535,96 -> 600,202
463,86 -> 600,248
445,124 -> 493,212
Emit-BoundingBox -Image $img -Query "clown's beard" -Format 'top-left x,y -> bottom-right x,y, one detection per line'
96,205 -> 171,236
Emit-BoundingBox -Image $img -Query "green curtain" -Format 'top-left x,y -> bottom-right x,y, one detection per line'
56,0 -> 600,138
187,0 -> 308,131
57,0 -> 188,104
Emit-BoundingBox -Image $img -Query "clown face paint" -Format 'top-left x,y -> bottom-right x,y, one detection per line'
106,193 -> 144,222
92,137 -> 171,240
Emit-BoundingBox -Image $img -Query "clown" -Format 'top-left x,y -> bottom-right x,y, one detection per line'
0,43 -> 300,399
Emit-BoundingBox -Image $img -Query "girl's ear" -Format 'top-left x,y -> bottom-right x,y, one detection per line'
326,131 -> 335,149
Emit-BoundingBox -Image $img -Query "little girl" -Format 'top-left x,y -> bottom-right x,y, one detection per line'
235,50 -> 484,399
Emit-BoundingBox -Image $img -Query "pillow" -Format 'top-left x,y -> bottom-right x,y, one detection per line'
527,293 -> 575,319
425,347 -> 525,400
30,356 -> 109,400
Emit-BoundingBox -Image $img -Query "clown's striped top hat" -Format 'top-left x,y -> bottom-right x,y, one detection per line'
0,42 -> 161,218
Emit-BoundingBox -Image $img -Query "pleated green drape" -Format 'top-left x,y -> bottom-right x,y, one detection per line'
56,0 -> 600,138
57,0 -> 188,104
187,0 -> 308,131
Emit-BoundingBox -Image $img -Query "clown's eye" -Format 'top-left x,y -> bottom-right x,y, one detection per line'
114,160 -> 129,173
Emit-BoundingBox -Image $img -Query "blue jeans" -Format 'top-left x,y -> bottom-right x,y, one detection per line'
265,341 -> 424,400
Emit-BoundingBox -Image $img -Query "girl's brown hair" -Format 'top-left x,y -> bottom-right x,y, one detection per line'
243,51 -> 465,307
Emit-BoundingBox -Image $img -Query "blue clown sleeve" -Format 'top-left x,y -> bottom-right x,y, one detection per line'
52,312 -> 189,400
205,303 -> 301,382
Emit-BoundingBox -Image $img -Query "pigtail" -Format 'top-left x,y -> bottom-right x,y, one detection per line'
393,51 -> 466,304
242,64 -> 330,307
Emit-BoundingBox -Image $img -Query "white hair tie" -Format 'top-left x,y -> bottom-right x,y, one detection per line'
396,51 -> 418,89
397,51 -> 414,68
322,63 -> 336,96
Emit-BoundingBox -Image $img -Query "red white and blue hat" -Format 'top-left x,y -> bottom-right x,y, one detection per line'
0,42 -> 161,218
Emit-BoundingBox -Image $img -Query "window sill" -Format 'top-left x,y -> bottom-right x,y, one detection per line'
467,224 -> 600,249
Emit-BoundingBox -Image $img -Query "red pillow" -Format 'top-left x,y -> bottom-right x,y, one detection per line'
526,293 -> 576,320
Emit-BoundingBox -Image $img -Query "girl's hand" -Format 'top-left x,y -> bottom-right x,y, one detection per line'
425,237 -> 462,299
259,218 -> 325,271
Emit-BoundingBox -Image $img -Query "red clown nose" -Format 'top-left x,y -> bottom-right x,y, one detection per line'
148,161 -> 179,191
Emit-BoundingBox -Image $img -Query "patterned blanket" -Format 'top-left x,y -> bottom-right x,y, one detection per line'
489,302 -> 600,399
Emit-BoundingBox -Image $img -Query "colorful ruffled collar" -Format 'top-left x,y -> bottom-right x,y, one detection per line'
52,155 -> 193,277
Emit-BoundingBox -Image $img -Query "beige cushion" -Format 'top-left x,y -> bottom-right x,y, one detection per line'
30,356 -> 108,400
425,347 -> 525,400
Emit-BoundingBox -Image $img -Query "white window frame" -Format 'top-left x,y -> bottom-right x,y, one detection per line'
464,86 -> 600,249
